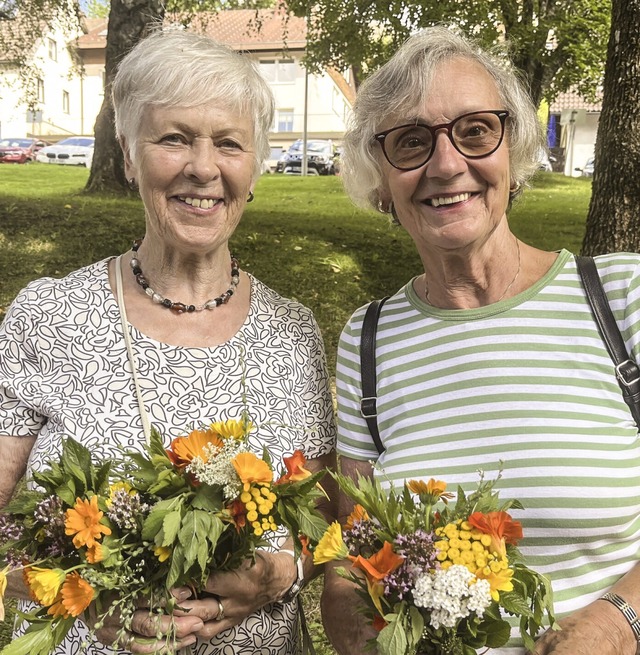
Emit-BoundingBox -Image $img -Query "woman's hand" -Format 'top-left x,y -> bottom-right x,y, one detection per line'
532,599 -> 636,654
171,551 -> 297,640
88,590 -> 203,653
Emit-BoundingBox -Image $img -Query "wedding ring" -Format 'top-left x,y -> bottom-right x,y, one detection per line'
215,599 -> 225,622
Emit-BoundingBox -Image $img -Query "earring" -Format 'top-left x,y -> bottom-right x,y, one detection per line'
128,177 -> 137,188
247,191 -> 254,203
389,202 -> 400,226
377,199 -> 389,214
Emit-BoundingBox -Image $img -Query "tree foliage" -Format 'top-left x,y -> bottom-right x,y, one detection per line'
581,0 -> 640,255
286,0 -> 611,107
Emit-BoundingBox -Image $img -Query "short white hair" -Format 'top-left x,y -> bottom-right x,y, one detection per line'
112,28 -> 275,179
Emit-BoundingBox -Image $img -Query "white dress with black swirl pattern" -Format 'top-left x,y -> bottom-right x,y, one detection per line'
0,258 -> 336,655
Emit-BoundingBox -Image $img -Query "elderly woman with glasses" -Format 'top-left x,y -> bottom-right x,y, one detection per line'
322,26 -> 640,655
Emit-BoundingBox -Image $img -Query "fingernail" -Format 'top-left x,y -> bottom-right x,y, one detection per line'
176,589 -> 191,602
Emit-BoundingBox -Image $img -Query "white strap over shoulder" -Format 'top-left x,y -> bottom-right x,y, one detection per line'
114,255 -> 152,445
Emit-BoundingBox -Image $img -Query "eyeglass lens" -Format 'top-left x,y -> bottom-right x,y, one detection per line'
381,111 -> 506,170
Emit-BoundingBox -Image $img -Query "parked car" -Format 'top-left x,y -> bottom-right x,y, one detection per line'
0,138 -> 50,164
580,157 -> 595,177
275,139 -> 338,175
537,148 -> 556,172
36,136 -> 95,168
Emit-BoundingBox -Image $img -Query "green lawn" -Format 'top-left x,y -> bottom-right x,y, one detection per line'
0,164 -> 592,650
0,165 -> 592,369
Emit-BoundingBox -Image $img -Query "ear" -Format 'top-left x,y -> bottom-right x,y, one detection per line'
119,136 -> 136,180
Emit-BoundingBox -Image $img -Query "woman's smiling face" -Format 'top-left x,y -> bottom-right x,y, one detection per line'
125,102 -> 256,254
379,57 -> 512,255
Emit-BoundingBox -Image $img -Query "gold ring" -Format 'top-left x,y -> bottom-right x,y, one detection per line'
215,599 -> 225,622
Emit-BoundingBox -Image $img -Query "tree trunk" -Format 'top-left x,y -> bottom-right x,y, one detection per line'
581,0 -> 640,255
85,0 -> 165,193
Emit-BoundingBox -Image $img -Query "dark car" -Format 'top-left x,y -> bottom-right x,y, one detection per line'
275,139 -> 338,175
0,138 -> 49,164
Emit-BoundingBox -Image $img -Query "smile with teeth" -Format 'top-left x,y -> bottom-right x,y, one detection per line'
429,192 -> 471,208
179,196 -> 221,209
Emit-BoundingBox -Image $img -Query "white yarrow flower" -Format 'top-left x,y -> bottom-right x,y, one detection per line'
413,565 -> 492,630
186,441 -> 246,499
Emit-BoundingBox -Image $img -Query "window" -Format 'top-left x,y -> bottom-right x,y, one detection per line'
48,38 -> 57,61
259,59 -> 296,83
37,78 -> 45,103
276,109 -> 294,132
62,90 -> 70,114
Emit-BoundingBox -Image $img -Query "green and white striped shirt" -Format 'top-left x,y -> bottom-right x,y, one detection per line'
336,250 -> 640,651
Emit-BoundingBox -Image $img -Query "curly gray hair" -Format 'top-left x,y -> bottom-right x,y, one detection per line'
341,26 -> 544,211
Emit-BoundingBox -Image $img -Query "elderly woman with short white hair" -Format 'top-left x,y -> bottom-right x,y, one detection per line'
0,29 -> 335,655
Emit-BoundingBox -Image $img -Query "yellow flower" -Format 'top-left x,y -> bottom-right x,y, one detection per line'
476,563 -> 514,600
232,452 -> 273,487
26,567 -> 66,606
313,522 -> 349,564
65,495 -> 112,548
153,545 -> 171,562
210,419 -> 252,440
0,568 -> 8,621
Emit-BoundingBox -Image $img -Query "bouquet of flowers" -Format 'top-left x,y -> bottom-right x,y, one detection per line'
0,418 -> 328,655
314,471 -> 557,655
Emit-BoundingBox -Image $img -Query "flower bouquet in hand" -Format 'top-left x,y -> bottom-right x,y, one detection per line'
0,419 -> 328,655
314,471 -> 557,655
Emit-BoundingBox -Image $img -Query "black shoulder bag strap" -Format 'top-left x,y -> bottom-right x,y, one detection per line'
576,255 -> 640,426
360,297 -> 389,454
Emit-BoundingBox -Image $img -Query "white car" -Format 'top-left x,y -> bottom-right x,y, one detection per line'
36,136 -> 95,168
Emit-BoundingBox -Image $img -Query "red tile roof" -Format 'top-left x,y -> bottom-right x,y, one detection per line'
76,9 -> 306,52
549,89 -> 602,112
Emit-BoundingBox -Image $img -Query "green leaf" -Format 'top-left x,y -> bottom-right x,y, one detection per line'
166,543 -> 186,589
377,611 -> 408,655
161,510 -> 182,547
191,484 -> 223,512
481,617 -> 511,648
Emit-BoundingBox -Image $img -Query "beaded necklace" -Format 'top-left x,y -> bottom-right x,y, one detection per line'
129,239 -> 240,314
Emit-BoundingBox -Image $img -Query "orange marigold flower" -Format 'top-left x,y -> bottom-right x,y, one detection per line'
65,495 -> 111,549
166,428 -> 224,468
299,534 -> 311,558
408,479 -> 455,503
47,595 -> 69,618
345,504 -> 369,530
232,452 -> 273,488
85,542 -> 105,564
276,450 -> 312,484
350,541 -> 404,583
468,511 -> 523,556
60,572 -> 95,617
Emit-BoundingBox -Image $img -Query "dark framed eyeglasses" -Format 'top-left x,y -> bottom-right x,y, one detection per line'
373,110 -> 510,171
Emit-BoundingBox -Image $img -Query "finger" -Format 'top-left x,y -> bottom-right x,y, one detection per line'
129,634 -> 198,654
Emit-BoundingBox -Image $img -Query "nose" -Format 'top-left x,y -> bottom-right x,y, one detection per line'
425,128 -> 467,179
184,138 -> 221,182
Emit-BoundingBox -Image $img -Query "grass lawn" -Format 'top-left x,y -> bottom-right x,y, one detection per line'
0,164 -> 592,650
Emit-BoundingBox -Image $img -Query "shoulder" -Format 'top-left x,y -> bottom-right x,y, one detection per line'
250,274 -> 316,322
4,259 -> 111,325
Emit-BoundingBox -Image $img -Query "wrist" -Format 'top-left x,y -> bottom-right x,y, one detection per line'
277,549 -> 305,604
599,592 -> 640,655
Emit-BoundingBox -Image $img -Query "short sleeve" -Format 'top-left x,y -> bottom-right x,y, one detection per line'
0,287 -> 47,437
335,305 -> 380,460
293,309 -> 336,459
